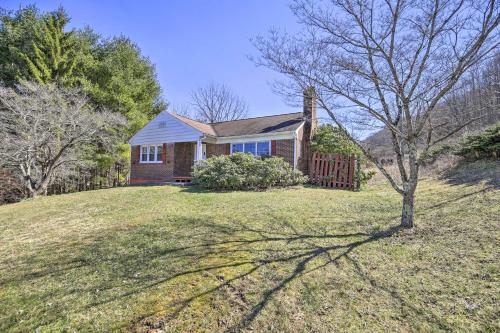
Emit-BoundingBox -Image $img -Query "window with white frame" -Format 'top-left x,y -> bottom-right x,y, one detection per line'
244,142 -> 257,155
232,143 -> 244,153
157,145 -> 163,161
256,141 -> 270,156
231,141 -> 271,157
140,145 -> 163,163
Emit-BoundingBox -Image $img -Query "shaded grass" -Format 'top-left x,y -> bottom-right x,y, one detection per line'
0,172 -> 499,332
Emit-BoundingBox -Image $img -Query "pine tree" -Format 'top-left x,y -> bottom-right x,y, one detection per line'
13,7 -> 78,85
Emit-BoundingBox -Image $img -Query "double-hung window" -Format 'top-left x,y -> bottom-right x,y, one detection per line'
231,141 -> 271,157
140,145 -> 163,163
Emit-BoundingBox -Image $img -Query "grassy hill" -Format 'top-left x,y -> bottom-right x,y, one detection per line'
0,162 -> 498,332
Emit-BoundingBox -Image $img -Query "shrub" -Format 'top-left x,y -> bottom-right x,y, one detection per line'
354,169 -> 377,187
0,169 -> 25,204
455,123 -> 500,160
420,144 -> 454,165
311,124 -> 376,189
193,153 -> 308,190
311,124 -> 362,156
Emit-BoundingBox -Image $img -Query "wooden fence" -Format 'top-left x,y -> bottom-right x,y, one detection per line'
309,152 -> 358,189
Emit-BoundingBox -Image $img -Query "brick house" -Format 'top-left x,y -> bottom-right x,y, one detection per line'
128,88 -> 317,184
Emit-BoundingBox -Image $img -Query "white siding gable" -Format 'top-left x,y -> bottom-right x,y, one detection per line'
128,112 -> 202,145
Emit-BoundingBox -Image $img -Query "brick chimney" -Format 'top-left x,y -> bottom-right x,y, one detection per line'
303,86 -> 317,140
301,86 -> 317,175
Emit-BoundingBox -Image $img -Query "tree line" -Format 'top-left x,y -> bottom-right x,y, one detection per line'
0,5 -> 165,203
366,53 -> 500,158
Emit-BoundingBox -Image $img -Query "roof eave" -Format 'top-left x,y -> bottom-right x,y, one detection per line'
214,129 -> 300,144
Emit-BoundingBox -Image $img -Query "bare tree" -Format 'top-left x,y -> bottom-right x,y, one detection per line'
190,81 -> 249,123
0,82 -> 126,198
436,52 -> 500,134
365,53 -> 500,159
253,0 -> 499,228
170,102 -> 193,119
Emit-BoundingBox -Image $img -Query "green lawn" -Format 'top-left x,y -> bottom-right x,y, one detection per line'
0,165 -> 498,332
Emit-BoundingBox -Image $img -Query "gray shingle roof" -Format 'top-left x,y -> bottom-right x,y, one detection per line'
211,112 -> 304,137
170,112 -> 304,137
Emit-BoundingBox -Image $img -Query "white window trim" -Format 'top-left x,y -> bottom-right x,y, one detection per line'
230,140 -> 271,157
140,144 -> 163,164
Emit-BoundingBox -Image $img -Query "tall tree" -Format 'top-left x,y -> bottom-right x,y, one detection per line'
15,7 -> 78,85
0,6 -> 40,86
0,6 -> 166,130
0,7 -> 84,85
88,37 -> 166,134
0,5 -> 167,200
254,0 -> 499,228
189,81 -> 248,123
0,82 -> 126,198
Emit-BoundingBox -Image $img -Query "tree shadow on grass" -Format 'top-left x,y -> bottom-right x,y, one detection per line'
3,179 -> 496,332
224,226 -> 403,333
426,186 -> 494,210
122,223 -> 404,332
2,209 -> 472,332
1,216 -> 401,331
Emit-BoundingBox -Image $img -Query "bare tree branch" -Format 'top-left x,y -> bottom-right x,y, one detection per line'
189,81 -> 249,123
253,0 -> 499,228
0,81 -> 127,197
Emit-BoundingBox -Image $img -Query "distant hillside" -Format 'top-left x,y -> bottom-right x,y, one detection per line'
365,53 -> 500,159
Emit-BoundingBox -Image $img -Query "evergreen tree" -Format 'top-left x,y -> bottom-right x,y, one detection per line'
13,7 -> 80,85
0,6 -> 40,86
0,6 -> 166,130
0,5 -> 167,196
311,125 -> 362,156
88,37 -> 166,134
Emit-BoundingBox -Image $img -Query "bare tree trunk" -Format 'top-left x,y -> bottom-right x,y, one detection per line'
401,139 -> 419,228
401,187 -> 415,228
23,175 -> 36,199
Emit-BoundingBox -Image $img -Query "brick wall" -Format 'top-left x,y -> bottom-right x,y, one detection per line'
130,138 -> 303,184
275,139 -> 294,166
130,144 -> 174,184
206,143 -> 229,157
295,125 -> 308,175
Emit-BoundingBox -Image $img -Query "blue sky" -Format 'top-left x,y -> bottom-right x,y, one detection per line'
3,0 -> 302,117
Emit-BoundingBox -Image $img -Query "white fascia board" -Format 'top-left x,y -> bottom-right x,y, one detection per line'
293,131 -> 298,169
165,112 -> 213,136
201,135 -> 218,144
215,131 -> 295,144
294,121 -> 305,135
